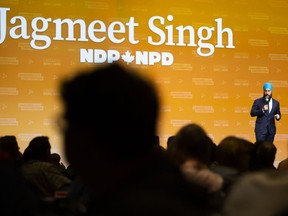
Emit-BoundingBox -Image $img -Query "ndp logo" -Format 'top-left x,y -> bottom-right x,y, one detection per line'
80,49 -> 174,65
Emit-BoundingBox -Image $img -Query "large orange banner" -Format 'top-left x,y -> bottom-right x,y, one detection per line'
0,0 -> 287,164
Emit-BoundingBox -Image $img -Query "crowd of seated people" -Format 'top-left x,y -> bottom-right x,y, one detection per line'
2,63 -> 288,216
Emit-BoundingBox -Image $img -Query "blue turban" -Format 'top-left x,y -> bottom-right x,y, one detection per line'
263,82 -> 273,91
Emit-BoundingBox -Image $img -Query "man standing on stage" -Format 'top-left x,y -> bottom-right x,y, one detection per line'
250,82 -> 281,143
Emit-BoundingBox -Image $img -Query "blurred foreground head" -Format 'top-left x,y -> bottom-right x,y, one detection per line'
59,63 -> 159,171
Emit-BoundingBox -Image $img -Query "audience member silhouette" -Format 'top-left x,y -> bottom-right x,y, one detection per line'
66,164 -> 77,180
0,135 -> 38,216
0,135 -> 23,166
59,63 -> 215,216
277,157 -> 288,171
153,135 -> 167,154
167,135 -> 176,149
51,152 -> 71,179
51,153 -> 65,168
167,123 -> 223,189
65,164 -> 92,215
250,140 -> 277,171
210,136 -> 255,199
214,136 -> 255,174
222,170 -> 288,216
166,123 -> 224,212
21,136 -> 71,201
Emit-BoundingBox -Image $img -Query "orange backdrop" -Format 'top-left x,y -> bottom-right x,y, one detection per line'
1,0 -> 287,165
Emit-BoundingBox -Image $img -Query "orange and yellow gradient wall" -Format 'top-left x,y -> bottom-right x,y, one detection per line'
1,0 -> 287,165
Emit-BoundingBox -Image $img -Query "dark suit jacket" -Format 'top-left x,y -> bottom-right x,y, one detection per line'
250,97 -> 281,135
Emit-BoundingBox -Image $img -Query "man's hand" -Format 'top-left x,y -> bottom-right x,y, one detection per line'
274,114 -> 280,120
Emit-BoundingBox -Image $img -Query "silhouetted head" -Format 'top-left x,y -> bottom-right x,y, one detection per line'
253,140 -> 277,169
0,135 -> 22,165
60,63 -> 160,164
23,136 -> 51,162
216,136 -> 255,173
167,123 -> 215,165
51,153 -> 61,164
